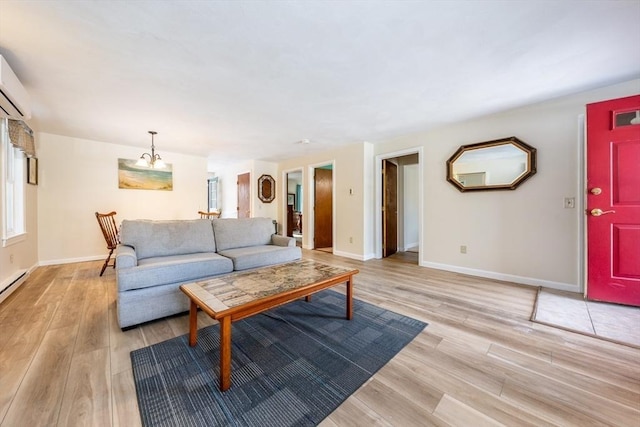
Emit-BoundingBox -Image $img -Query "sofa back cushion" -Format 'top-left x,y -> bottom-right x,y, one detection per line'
120,219 -> 216,260
212,218 -> 274,251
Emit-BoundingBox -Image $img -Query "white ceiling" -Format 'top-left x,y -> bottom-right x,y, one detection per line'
1,1 -> 639,169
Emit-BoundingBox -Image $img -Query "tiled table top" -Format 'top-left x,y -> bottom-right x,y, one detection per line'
180,259 -> 356,313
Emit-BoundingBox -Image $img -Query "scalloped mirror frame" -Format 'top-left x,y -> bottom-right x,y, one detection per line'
446,136 -> 537,192
258,174 -> 276,203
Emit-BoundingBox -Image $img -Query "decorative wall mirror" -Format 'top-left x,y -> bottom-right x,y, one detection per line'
446,136 -> 537,192
257,174 -> 276,203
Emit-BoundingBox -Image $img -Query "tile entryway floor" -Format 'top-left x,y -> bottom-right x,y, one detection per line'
532,288 -> 640,348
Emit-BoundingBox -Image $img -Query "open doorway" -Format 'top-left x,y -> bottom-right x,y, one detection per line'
285,170 -> 303,247
377,151 -> 421,263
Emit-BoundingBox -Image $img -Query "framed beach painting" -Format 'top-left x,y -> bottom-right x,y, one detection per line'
118,159 -> 173,191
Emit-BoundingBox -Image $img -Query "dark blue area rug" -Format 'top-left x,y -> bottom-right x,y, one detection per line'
131,289 -> 427,426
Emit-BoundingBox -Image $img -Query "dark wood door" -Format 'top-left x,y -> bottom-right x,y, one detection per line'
383,160 -> 398,257
237,172 -> 250,218
586,95 -> 640,306
314,168 -> 333,249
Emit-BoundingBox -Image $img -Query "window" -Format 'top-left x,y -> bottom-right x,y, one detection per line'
208,177 -> 218,211
2,118 -> 26,246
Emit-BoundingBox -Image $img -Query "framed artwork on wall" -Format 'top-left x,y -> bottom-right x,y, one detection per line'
117,158 -> 173,191
27,157 -> 38,185
287,193 -> 295,206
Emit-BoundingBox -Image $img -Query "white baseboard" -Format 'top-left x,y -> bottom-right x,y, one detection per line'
332,250 -> 376,261
403,242 -> 419,252
363,252 -> 376,261
39,255 -> 103,266
420,261 -> 580,292
35,253 -> 579,293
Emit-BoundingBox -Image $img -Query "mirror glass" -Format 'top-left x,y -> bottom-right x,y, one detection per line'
446,137 -> 536,192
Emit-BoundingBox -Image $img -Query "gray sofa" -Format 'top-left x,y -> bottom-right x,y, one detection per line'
115,217 -> 301,328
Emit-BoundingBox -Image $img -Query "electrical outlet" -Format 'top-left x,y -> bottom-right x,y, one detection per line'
564,197 -> 575,209
349,237 -> 353,243
460,245 -> 467,254
9,254 -> 14,263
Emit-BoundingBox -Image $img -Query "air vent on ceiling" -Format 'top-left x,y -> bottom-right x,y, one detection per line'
0,55 -> 31,120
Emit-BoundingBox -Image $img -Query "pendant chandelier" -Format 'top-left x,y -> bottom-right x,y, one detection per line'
136,130 -> 166,169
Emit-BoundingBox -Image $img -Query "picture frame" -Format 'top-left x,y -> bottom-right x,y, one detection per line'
118,159 -> 173,191
27,157 -> 38,185
287,193 -> 295,206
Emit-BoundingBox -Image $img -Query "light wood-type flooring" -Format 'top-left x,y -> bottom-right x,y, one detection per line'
1,249 -> 639,426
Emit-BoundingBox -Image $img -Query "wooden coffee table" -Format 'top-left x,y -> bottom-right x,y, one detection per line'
180,259 -> 359,391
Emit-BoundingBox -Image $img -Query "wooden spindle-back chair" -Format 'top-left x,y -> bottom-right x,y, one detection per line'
95,211 -> 119,276
198,210 -> 221,219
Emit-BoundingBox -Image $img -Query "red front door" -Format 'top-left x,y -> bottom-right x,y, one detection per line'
586,95 -> 640,306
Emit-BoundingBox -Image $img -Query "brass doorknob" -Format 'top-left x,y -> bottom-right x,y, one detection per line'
590,208 -> 615,216
590,187 -> 602,195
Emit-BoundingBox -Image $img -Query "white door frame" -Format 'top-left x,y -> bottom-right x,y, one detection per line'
281,167 -> 303,237
375,147 -> 423,260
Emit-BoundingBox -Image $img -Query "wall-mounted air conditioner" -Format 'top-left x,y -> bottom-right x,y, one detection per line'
0,55 -> 31,120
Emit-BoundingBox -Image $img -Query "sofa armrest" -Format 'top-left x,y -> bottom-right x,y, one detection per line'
271,234 -> 296,247
115,244 -> 138,268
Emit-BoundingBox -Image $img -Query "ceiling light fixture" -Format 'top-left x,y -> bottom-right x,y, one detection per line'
136,130 -> 166,169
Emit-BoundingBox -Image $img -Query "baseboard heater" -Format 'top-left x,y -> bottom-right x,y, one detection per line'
0,269 -> 27,304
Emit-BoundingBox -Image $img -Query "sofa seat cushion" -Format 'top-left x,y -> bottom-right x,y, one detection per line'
218,245 -> 302,271
117,252 -> 233,292
120,219 -> 216,260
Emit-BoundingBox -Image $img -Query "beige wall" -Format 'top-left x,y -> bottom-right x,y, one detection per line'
4,80 -> 638,293
213,159 -> 278,221
37,133 -> 208,265
402,162 -> 419,251
276,142 -> 372,259
374,79 -> 640,291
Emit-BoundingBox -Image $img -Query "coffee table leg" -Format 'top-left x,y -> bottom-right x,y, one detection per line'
220,316 -> 232,391
188,300 -> 198,347
346,275 -> 353,320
